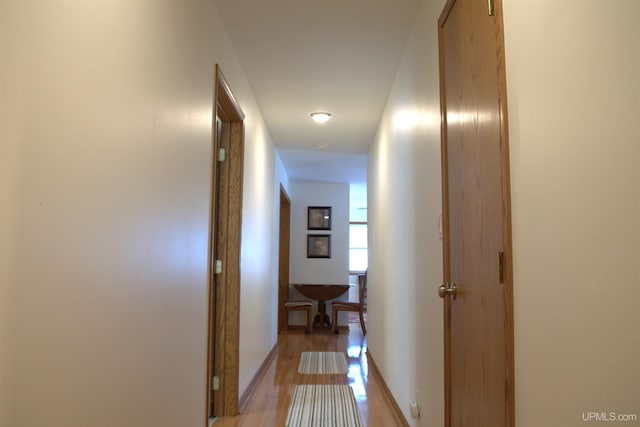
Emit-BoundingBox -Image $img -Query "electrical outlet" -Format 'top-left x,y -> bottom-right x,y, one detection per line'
409,389 -> 421,419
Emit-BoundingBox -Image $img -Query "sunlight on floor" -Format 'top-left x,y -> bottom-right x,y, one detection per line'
346,330 -> 368,400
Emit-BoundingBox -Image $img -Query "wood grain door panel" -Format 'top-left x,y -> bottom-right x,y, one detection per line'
438,0 -> 514,425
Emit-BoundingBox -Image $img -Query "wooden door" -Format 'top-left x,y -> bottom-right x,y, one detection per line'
207,65 -> 245,419
278,186 -> 291,334
438,0 -> 514,426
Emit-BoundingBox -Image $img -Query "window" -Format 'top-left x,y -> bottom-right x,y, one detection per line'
349,222 -> 368,272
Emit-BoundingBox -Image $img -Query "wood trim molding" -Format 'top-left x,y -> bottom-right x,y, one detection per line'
278,185 -> 292,334
366,350 -> 410,427
216,67 -> 245,121
206,64 -> 245,420
238,343 -> 279,413
437,5 -> 453,425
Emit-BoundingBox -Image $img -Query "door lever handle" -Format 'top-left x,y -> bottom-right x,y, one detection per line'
438,283 -> 457,299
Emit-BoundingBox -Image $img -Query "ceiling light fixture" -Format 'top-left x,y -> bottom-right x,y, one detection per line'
310,112 -> 332,123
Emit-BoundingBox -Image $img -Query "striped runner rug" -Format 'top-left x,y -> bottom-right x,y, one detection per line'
285,385 -> 363,427
298,352 -> 348,374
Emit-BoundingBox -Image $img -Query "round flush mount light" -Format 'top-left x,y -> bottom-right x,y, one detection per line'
310,112 -> 332,123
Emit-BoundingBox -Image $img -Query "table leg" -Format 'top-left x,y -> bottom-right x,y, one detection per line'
313,300 -> 331,327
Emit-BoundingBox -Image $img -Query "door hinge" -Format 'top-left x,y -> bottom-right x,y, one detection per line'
498,251 -> 505,285
218,148 -> 226,162
212,376 -> 220,391
215,260 -> 223,274
487,0 -> 495,16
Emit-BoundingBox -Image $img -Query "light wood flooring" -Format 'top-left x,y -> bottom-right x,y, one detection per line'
213,323 -> 405,426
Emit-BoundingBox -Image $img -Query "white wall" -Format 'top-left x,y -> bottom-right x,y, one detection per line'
288,181 -> 350,325
371,1 -> 640,426
289,181 -> 350,285
367,0 -> 446,425
503,1 -> 640,425
238,143 -> 289,393
0,2 -> 283,426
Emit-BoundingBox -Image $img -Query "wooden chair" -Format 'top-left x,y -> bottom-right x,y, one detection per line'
331,273 -> 367,335
284,300 -> 314,334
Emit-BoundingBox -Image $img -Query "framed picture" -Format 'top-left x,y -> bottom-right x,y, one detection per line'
307,206 -> 332,230
307,234 -> 331,258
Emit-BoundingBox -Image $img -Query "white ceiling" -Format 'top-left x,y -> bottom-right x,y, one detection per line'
214,0 -> 422,201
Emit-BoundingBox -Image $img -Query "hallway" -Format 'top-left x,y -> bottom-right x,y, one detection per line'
3,2 -> 639,426
213,324 -> 404,426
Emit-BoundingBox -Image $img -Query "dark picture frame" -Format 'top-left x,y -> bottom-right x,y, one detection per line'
307,234 -> 331,258
307,206 -> 332,230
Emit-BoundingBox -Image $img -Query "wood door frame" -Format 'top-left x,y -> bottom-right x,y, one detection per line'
277,185 -> 291,334
438,0 -> 515,425
206,64 -> 245,420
